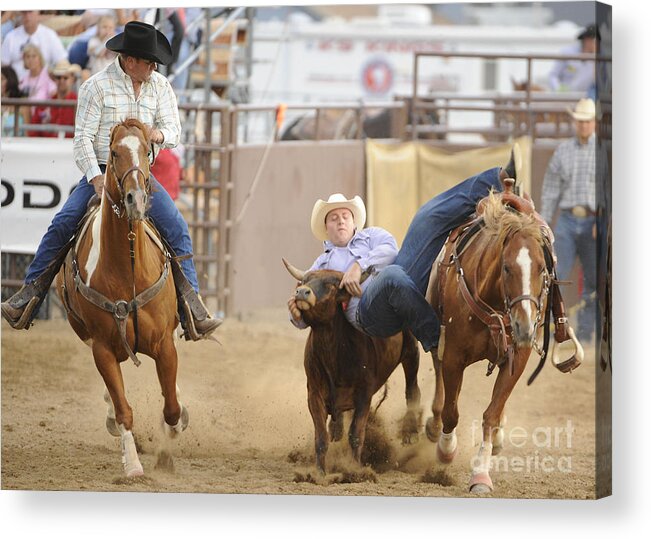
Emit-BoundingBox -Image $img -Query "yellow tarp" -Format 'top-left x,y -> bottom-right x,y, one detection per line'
366,137 -> 532,244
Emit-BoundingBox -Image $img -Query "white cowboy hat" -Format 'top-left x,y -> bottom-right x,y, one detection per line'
49,59 -> 81,78
567,98 -> 596,121
310,193 -> 366,242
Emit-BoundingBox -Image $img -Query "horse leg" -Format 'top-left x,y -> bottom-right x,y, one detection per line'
400,335 -> 422,445
103,387 -> 120,437
437,353 -> 465,463
492,412 -> 507,455
469,353 -> 528,494
153,339 -> 186,438
93,343 -> 143,477
426,350 -> 445,443
349,394 -> 372,465
307,390 -> 329,474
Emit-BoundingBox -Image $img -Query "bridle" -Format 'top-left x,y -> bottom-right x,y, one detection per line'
500,246 -> 551,354
105,152 -> 152,219
450,223 -> 552,376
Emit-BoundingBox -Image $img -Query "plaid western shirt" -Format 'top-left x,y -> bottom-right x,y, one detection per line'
73,57 -> 181,181
540,134 -> 599,223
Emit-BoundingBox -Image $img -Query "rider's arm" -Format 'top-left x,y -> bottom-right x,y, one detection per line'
73,80 -> 103,181
154,76 -> 181,149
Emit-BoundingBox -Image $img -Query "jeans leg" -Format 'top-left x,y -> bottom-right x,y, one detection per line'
552,213 -> 577,282
148,176 -> 199,292
359,265 -> 440,352
395,167 -> 503,294
576,217 -> 597,340
25,177 -> 95,283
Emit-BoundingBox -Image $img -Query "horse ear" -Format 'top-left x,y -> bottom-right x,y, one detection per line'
109,124 -> 118,145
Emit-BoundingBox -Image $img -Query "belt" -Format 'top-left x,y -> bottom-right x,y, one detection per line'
564,206 -> 595,218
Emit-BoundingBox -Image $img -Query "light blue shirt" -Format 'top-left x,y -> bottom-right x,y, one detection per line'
292,226 -> 398,329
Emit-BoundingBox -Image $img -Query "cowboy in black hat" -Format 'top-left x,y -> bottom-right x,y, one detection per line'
2,21 -> 222,341
548,22 -> 599,93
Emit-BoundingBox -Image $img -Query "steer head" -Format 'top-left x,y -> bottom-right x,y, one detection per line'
283,259 -> 349,325
283,258 -> 372,326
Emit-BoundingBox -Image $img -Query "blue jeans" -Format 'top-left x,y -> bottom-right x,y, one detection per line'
358,167 -> 503,351
25,171 -> 199,292
554,211 -> 597,341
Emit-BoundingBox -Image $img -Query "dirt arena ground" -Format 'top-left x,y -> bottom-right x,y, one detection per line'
1,309 -> 600,499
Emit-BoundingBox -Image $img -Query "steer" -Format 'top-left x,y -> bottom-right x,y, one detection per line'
284,258 -> 421,473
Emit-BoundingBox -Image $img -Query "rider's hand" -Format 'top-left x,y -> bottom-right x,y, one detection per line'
288,294 -> 302,322
146,126 -> 164,144
339,261 -> 363,297
90,174 -> 104,196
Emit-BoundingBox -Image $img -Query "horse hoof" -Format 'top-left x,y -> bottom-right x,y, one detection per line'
163,405 -> 190,438
106,416 -> 120,437
470,483 -> 492,494
125,463 -> 144,478
436,444 -> 457,464
469,472 -> 493,493
425,417 -> 441,443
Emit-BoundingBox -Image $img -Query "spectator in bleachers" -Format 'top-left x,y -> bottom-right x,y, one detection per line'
31,59 -> 80,138
1,65 -> 28,136
85,14 -> 117,77
19,44 -> 56,101
1,11 -> 67,80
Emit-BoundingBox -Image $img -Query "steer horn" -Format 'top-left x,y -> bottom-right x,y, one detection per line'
282,258 -> 306,282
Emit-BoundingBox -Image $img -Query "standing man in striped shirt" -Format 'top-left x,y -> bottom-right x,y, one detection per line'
540,98 -> 599,344
2,21 -> 221,341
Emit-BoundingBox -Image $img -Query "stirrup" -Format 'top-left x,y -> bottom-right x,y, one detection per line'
1,295 -> 41,330
551,326 -> 584,373
178,296 -> 220,341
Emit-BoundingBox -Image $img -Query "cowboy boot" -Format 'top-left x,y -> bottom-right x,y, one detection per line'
1,282 -> 47,330
169,258 -> 222,341
500,143 -> 522,194
1,239 -> 75,329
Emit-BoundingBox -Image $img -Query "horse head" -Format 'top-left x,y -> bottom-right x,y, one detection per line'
107,119 -> 152,221
483,194 -> 550,348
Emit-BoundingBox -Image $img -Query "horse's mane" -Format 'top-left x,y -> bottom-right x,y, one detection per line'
115,118 -> 150,144
481,191 -> 544,246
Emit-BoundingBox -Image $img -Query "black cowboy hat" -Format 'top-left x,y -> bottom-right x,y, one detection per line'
106,21 -> 173,65
577,23 -> 601,41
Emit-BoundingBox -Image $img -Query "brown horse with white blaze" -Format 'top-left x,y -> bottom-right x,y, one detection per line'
426,188 -> 559,494
56,118 -> 187,477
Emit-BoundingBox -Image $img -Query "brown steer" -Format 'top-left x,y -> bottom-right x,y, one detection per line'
284,259 -> 421,473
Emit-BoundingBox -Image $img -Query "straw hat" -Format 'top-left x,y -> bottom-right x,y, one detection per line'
310,193 -> 366,242
49,59 -> 81,78
567,98 -> 596,121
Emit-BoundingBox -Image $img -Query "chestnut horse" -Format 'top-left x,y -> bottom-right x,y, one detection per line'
56,119 -> 187,477
425,188 -> 556,494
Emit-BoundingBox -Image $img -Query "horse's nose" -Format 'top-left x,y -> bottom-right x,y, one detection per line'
512,317 -> 535,346
125,188 -> 147,220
